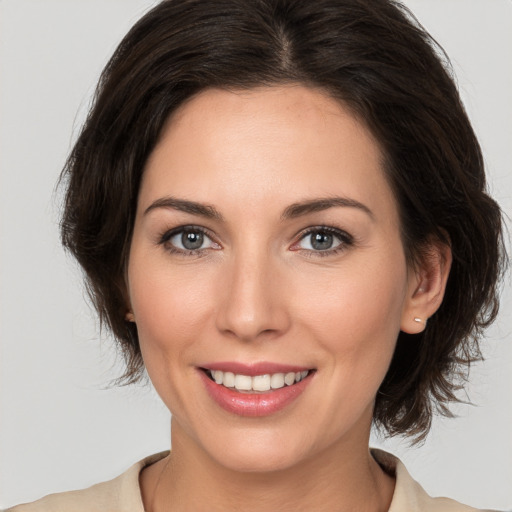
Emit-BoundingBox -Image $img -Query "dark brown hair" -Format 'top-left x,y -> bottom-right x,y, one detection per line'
60,0 -> 506,440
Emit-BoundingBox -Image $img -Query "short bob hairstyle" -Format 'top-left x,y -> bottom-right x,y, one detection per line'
61,0 -> 505,441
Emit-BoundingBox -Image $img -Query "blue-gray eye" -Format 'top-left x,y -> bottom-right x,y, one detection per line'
168,229 -> 216,251
181,231 -> 204,250
311,232 -> 334,250
298,229 -> 346,251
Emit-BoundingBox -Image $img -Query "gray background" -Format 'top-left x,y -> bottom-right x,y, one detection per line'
1,0 -> 511,509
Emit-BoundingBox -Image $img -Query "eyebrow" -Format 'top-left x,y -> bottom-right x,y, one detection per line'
144,196 -> 224,220
144,195 -> 374,222
281,197 -> 374,220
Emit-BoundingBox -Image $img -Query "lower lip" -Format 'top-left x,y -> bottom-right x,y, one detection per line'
199,370 -> 313,417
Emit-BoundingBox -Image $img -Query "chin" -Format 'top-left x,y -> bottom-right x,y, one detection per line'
195,424 -> 314,474
213,445 -> 306,474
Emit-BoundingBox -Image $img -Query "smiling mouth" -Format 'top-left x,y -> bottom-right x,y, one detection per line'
202,369 -> 313,393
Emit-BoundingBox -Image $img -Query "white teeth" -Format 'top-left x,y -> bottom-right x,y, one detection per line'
208,369 -> 310,392
234,374 -> 252,391
270,373 -> 285,389
284,372 -> 296,386
223,371 -> 235,388
252,374 -> 271,391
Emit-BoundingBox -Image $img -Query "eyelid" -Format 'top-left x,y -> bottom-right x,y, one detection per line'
157,224 -> 353,257
290,225 -> 354,254
158,225 -> 221,254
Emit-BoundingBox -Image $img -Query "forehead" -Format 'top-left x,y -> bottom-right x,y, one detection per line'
170,85 -> 355,129
140,85 -> 396,223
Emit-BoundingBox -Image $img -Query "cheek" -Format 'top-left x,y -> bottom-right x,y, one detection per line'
127,254 -> 220,414
292,258 -> 408,430
294,255 -> 408,363
127,255 -> 216,358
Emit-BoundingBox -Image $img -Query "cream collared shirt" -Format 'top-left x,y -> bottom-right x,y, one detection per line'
6,450 -> 495,511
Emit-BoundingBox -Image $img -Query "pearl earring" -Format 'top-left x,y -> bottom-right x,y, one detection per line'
125,312 -> 136,322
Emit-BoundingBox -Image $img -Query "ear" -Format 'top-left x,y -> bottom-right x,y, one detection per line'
401,238 -> 452,334
121,265 -> 136,322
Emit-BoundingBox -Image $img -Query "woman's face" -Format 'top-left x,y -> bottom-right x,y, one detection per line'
127,85 -> 420,472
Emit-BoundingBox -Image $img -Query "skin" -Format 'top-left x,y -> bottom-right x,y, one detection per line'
127,85 -> 451,511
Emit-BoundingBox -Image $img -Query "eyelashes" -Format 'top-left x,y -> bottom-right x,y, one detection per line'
158,225 -> 220,256
157,225 -> 354,258
290,226 -> 354,257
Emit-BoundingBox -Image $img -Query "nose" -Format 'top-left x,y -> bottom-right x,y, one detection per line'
215,248 -> 291,342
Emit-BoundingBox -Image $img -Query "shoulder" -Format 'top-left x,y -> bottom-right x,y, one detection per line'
4,452 -> 168,512
371,449 -> 499,512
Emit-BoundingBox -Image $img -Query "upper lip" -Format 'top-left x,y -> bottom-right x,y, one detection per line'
199,361 -> 313,376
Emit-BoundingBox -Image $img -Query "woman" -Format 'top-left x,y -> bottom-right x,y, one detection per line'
4,0 -> 508,510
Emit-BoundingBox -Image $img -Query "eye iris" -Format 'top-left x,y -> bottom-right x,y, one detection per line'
311,232 -> 333,250
182,231 -> 204,250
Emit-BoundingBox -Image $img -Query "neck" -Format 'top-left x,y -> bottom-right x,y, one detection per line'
144,419 -> 395,512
